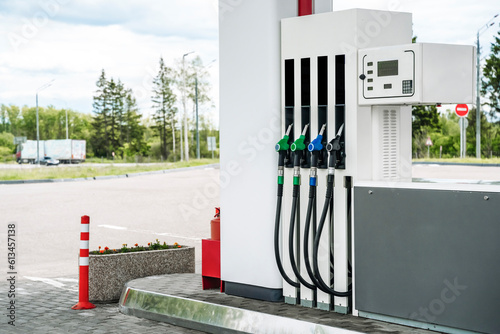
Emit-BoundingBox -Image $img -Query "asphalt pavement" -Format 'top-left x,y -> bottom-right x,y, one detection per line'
0,163 -> 498,333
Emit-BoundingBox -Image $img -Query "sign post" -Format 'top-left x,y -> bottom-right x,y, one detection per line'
455,104 -> 469,117
455,104 -> 469,158
207,136 -> 216,159
425,136 -> 433,158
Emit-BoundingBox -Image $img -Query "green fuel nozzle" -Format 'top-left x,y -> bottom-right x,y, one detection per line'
275,123 -> 293,152
291,124 -> 309,152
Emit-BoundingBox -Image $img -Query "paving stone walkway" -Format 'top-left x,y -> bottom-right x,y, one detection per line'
0,276 -> 205,334
0,274 -> 440,334
126,273 -> 438,334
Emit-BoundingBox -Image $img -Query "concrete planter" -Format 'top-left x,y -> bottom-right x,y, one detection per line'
89,246 -> 195,302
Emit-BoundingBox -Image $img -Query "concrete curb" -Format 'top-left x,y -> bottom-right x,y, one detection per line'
413,162 -> 500,167
0,163 -> 220,185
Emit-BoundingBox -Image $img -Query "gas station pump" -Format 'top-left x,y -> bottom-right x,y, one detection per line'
219,4 -> 494,333
275,9 -> 475,315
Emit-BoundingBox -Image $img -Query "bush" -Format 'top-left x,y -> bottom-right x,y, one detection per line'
0,146 -> 14,161
0,133 -> 15,151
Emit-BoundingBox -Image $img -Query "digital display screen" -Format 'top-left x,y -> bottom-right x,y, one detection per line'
377,60 -> 398,77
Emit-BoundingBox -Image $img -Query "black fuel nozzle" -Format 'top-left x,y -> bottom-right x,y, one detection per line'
275,123 -> 293,167
326,124 -> 345,169
291,124 -> 309,167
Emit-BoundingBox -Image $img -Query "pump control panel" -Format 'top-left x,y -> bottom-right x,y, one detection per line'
358,43 -> 476,105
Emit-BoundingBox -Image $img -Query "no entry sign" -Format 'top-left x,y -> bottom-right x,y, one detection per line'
455,104 -> 469,117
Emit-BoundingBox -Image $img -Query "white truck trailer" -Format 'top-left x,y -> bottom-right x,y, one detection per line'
17,139 -> 86,164
44,139 -> 86,164
15,140 -> 45,164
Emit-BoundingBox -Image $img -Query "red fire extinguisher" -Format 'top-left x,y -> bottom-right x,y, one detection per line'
211,207 -> 220,241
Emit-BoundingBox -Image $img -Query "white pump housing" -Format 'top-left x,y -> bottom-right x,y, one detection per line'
358,43 -> 476,105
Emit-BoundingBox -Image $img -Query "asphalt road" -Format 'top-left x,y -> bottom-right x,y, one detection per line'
0,163 -> 499,283
0,166 -> 220,280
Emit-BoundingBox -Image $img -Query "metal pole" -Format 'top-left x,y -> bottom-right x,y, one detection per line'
476,14 -> 499,159
476,31 -> 481,159
35,79 -> 54,164
181,51 -> 195,162
36,93 -> 39,165
66,108 -> 69,140
196,76 -> 200,159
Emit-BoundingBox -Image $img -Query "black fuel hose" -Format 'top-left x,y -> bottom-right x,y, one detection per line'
274,182 -> 300,288
303,184 -> 330,293
312,174 -> 352,297
302,152 -> 329,293
288,184 -> 316,290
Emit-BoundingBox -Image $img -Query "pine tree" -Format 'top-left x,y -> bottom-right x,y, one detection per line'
152,57 -> 177,160
91,70 -> 111,157
482,30 -> 500,122
123,89 -> 147,156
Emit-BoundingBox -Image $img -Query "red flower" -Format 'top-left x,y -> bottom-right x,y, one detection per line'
98,246 -> 101,250
104,247 -> 109,251
148,242 -> 151,246
99,250 -> 104,253
177,245 -> 181,248
135,243 -> 138,247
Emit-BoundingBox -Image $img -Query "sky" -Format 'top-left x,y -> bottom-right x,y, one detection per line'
0,0 -> 499,125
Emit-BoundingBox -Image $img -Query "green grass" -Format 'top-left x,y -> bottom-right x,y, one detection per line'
413,157 -> 500,164
0,159 -> 219,181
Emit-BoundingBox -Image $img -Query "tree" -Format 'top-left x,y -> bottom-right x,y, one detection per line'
152,57 -> 177,161
175,56 -> 213,161
122,89 -> 148,157
482,29 -> 500,121
412,104 -> 441,157
91,70 -> 111,157
91,70 -> 146,158
1,105 -> 21,136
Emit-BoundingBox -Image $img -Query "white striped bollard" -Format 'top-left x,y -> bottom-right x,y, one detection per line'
72,215 -> 96,310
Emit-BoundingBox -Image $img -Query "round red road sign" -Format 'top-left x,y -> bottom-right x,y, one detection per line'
455,104 -> 469,117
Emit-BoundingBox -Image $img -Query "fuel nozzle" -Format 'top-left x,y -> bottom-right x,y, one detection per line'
307,124 -> 326,171
275,124 -> 293,167
291,124 -> 309,152
308,124 -> 326,152
326,124 -> 345,169
275,123 -> 293,152
291,123 -> 309,169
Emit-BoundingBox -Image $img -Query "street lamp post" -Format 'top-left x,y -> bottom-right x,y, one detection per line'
195,59 -> 216,159
195,76 -> 199,159
36,80 -> 54,165
66,108 -> 69,140
476,14 -> 498,159
182,51 -> 195,162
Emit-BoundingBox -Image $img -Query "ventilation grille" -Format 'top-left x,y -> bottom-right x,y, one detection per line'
381,109 -> 399,180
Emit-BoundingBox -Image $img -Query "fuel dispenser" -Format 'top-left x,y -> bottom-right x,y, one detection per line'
275,8 -> 475,315
219,4 -> 490,334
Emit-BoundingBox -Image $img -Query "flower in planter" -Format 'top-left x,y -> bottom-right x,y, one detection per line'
90,241 -> 182,255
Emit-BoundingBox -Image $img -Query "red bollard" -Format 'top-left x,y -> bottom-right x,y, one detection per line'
72,215 -> 96,310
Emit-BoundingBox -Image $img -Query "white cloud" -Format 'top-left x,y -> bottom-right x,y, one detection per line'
0,0 -> 219,119
0,0 -> 498,129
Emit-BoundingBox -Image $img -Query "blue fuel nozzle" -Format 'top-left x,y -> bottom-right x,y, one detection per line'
308,124 -> 326,152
